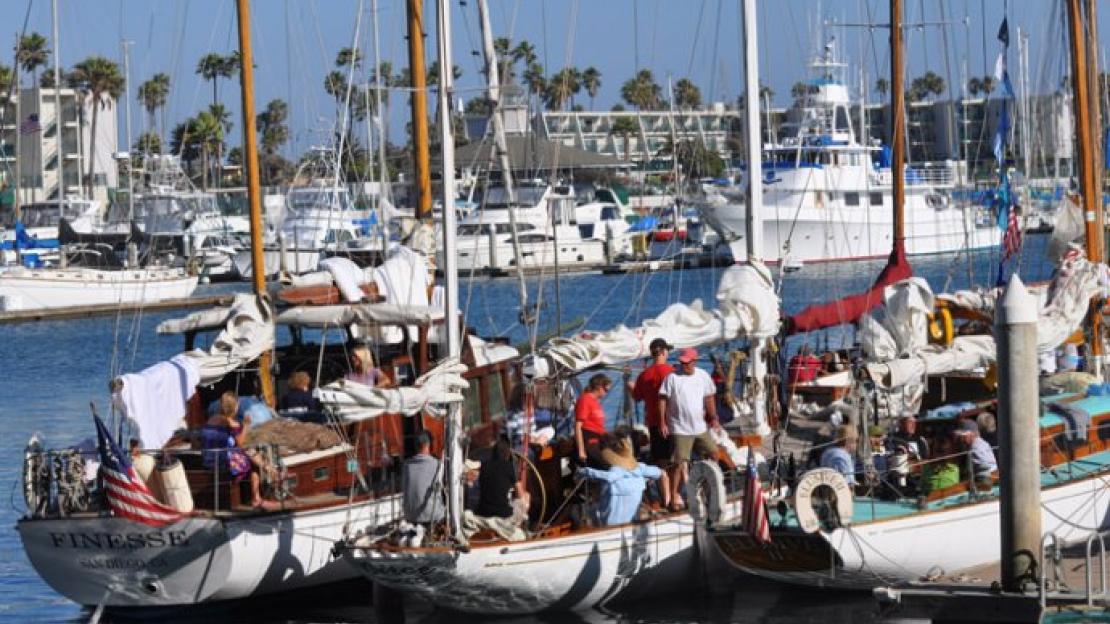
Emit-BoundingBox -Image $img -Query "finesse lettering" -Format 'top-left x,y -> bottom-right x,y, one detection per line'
48,531 -> 191,550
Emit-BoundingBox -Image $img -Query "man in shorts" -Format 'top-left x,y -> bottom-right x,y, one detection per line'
657,347 -> 719,510
631,337 -> 676,509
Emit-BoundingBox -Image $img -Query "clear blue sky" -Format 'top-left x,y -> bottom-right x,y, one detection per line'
8,0 -> 1085,158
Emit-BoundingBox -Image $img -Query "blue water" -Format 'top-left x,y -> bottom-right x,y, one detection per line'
0,238 -> 1056,622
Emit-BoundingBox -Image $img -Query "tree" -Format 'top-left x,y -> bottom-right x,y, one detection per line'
981,75 -> 996,95
582,66 -> 601,110
0,63 -> 12,95
620,69 -> 662,110
909,71 -> 945,101
426,61 -> 462,86
336,47 -> 363,70
134,130 -> 162,155
523,63 -> 546,98
137,73 -> 171,139
256,99 -> 292,185
69,56 -> 124,197
545,67 -> 581,111
874,78 -> 889,100
171,111 -> 223,188
464,97 -> 491,116
324,70 -> 347,106
610,116 -> 639,161
511,40 -> 537,68
791,81 -> 808,100
493,37 -> 514,84
196,53 -> 226,108
674,78 -> 701,109
16,32 -> 50,87
967,76 -> 983,97
662,137 -> 724,178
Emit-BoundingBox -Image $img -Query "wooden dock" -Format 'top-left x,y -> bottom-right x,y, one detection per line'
438,252 -> 733,279
0,294 -> 234,325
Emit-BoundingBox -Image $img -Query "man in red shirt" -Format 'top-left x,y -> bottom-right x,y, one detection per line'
631,338 -> 676,509
575,373 -> 611,467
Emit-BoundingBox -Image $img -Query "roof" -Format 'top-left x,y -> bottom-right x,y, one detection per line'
449,136 -> 628,172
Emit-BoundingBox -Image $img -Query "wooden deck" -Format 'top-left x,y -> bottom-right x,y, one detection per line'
0,294 -> 233,324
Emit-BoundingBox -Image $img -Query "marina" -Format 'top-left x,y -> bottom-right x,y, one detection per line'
5,0 -> 1110,623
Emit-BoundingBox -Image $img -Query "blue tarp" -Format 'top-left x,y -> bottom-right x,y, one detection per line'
627,215 -> 659,233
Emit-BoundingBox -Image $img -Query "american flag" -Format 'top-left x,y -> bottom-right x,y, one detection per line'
1002,203 -> 1022,260
741,445 -> 771,544
94,414 -> 185,527
19,113 -> 41,135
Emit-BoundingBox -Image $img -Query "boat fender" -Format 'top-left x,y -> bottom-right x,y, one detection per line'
155,460 -> 195,513
793,468 -> 853,533
687,460 -> 726,525
926,192 -> 948,210
927,308 -> 954,347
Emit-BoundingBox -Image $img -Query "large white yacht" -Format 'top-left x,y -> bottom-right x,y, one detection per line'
696,43 -> 999,265
450,181 -> 629,273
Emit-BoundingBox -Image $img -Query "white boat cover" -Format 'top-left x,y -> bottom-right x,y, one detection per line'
315,358 -> 470,421
179,293 -> 276,385
275,302 -> 444,327
860,248 -> 1106,410
319,256 -> 368,303
114,353 -> 200,449
524,262 -> 780,378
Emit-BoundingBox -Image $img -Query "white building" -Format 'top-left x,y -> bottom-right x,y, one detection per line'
0,87 -> 118,207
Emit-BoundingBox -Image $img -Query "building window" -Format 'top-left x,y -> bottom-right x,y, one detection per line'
844,192 -> 860,206
869,192 -> 883,206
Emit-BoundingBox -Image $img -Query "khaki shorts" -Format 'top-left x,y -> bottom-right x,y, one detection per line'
672,431 -> 718,463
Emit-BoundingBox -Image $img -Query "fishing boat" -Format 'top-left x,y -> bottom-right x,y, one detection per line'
696,0 -> 1110,591
694,38 -> 999,265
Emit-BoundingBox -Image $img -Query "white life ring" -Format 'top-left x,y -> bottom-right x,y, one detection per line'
793,468 -> 854,533
925,192 -> 948,210
687,460 -> 726,525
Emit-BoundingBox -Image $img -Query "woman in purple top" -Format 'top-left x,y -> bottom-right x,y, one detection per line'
346,345 -> 393,388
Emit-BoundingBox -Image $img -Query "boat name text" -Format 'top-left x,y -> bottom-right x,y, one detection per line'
48,531 -> 190,550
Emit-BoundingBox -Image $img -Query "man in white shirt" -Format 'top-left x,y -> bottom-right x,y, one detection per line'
657,347 -> 719,510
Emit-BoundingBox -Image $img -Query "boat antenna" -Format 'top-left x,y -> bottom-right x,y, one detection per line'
235,0 -> 275,406
406,0 -> 433,220
434,0 -> 465,544
1066,0 -> 1105,365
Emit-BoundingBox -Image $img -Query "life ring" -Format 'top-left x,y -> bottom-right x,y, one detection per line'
927,308 -> 955,347
793,468 -> 854,533
925,192 -> 948,210
687,460 -> 726,526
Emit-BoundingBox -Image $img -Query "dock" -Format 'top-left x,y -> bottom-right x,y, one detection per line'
0,294 -> 234,325
438,252 -> 734,279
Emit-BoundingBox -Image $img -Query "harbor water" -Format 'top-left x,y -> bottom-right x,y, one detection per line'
0,239 -> 1056,622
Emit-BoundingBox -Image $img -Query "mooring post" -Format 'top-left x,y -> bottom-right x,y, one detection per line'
996,274 -> 1041,592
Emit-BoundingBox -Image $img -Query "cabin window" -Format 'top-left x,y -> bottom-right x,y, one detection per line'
285,474 -> 299,489
844,192 -> 860,206
486,373 -> 507,420
463,379 -> 482,428
869,192 -> 883,206
313,466 -> 329,482
517,233 -> 552,243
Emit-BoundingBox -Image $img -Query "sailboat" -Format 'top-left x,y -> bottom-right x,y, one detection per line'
695,0 -> 1110,590
15,0 -> 518,609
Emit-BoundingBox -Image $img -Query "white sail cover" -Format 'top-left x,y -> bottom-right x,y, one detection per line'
860,248 -> 1106,404
315,358 -> 469,421
525,262 -> 780,378
275,302 -> 443,327
178,293 -> 275,385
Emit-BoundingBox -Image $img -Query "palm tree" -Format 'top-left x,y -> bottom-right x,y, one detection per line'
582,66 -> 601,110
791,81 -> 808,100
545,67 -> 581,111
16,32 -> 50,87
967,77 -> 983,97
69,56 -> 124,197
620,69 -> 661,110
426,61 -> 462,86
137,73 -> 171,141
134,130 -> 162,155
511,40 -> 537,68
981,75 -> 996,96
674,78 -> 701,109
493,37 -> 514,84
610,116 -> 639,161
874,78 -> 889,100
336,47 -> 363,70
0,63 -> 12,95
219,51 -> 241,95
196,53 -> 226,107
523,63 -> 546,99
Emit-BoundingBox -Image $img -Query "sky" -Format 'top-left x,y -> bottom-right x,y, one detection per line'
6,0 -> 1092,159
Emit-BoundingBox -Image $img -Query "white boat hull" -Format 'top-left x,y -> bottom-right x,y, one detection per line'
0,267 -> 198,312
453,236 -> 609,272
232,248 -> 321,279
18,495 -> 399,607
708,473 -> 1110,590
345,503 -> 739,615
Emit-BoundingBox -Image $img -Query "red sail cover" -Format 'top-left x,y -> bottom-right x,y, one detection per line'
786,241 -> 912,335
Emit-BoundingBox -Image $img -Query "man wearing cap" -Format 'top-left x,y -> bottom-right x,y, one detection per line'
954,419 -> 997,482
820,425 -> 859,485
631,337 -> 676,508
658,347 -> 719,510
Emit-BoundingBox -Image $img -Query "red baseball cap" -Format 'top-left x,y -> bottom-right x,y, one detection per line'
677,347 -> 698,363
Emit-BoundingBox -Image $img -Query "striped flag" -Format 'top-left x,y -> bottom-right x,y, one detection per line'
1002,203 -> 1022,260
19,113 -> 41,135
94,414 -> 185,527
741,445 -> 771,544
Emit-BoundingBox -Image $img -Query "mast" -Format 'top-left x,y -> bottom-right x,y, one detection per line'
235,0 -> 275,406
121,39 -> 134,219
13,33 -> 21,229
434,0 -> 464,543
1067,0 -> 1105,360
477,0 -> 529,320
406,0 -> 432,220
890,0 -> 905,247
741,0 -> 769,436
371,0 -> 389,215
52,0 -> 62,208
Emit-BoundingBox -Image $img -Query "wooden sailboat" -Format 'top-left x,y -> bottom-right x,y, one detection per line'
697,0 -> 1110,590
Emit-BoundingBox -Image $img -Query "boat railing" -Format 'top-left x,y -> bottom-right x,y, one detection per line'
873,164 -> 956,188
1038,529 -> 1110,609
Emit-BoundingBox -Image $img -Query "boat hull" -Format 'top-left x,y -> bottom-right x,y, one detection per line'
452,237 -> 609,272
345,508 -> 737,615
232,248 -> 321,279
707,472 -> 1110,590
0,268 -> 198,311
18,495 -> 399,607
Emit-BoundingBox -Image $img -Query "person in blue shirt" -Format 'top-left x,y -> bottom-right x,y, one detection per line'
578,436 -> 663,526
820,425 -> 859,485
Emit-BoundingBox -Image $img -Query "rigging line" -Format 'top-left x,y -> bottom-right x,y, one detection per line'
685,0 -> 707,80
706,0 -> 724,103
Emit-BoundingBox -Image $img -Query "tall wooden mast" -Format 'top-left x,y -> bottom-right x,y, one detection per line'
406,0 -> 432,220
1067,0 -> 1104,358
890,0 -> 905,246
235,0 -> 275,405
